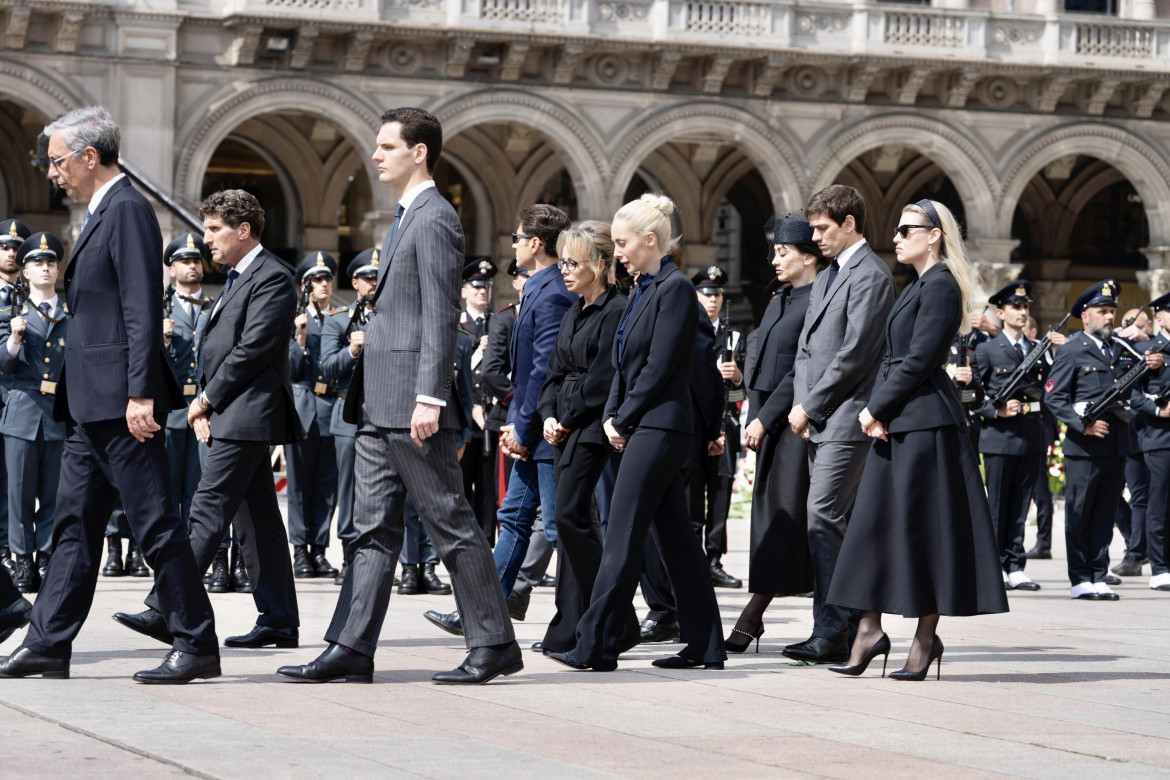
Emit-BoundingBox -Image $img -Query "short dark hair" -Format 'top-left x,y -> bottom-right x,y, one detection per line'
199,190 -> 265,238
381,107 -> 442,174
518,204 -> 571,259
806,184 -> 866,235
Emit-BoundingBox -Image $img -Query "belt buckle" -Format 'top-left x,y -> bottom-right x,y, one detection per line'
314,381 -> 329,396
1020,402 -> 1031,415
39,380 -> 57,395
183,384 -> 198,397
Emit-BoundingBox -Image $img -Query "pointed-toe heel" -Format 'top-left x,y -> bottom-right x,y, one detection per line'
725,624 -> 764,654
889,636 -> 944,681
828,634 -> 891,677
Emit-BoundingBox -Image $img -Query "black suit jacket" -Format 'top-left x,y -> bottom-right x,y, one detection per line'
973,332 -> 1048,455
56,177 -> 182,424
867,263 -> 967,433
747,282 -> 812,432
605,259 -> 697,436
200,248 -> 303,445
483,303 -> 517,432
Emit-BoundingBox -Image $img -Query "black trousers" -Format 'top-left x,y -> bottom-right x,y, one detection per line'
285,423 -> 337,548
640,532 -> 677,623
1113,453 -> 1149,558
687,454 -> 732,564
1063,455 -> 1126,586
461,433 -> 497,544
1032,455 -> 1054,551
572,429 -> 725,667
543,439 -> 635,653
146,438 -> 298,628
25,420 -> 217,658
983,452 -> 1041,573
1143,447 -> 1170,576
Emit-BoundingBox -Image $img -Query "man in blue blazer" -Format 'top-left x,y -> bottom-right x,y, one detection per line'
0,107 -> 218,683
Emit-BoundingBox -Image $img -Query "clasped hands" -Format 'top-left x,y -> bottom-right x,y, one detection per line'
500,424 -> 531,461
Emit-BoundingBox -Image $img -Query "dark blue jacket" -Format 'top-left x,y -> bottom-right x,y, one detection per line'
165,292 -> 214,429
0,299 -> 67,441
320,302 -> 369,438
1045,331 -> 1140,458
290,305 -> 344,436
973,332 -> 1048,455
1131,332 -> 1170,452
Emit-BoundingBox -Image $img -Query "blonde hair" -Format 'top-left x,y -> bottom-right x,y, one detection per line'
613,193 -> 679,251
903,200 -> 980,335
556,222 -> 614,280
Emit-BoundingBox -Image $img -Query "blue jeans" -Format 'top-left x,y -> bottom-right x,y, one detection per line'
493,458 -> 556,596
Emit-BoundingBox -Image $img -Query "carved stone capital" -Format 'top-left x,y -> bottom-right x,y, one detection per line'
1127,80 -> 1168,119
54,12 -> 85,54
1078,79 -> 1120,116
944,66 -> 979,108
752,56 -> 785,98
846,63 -> 880,103
5,7 -> 31,51
553,43 -> 584,85
891,66 -> 933,106
651,51 -> 682,91
344,31 -> 375,73
1029,73 -> 1072,113
446,38 -> 476,79
500,43 -> 531,82
290,26 -> 319,70
701,55 -> 735,95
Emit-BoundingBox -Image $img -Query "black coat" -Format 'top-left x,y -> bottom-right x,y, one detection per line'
482,303 -> 517,432
867,263 -> 966,433
1045,331 -> 1139,458
747,282 -> 812,433
605,259 -> 697,436
56,177 -> 183,424
1132,332 -> 1170,452
973,333 -> 1049,455
199,248 -> 303,445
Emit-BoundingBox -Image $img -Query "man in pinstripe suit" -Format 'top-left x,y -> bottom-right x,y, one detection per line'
278,107 -> 521,685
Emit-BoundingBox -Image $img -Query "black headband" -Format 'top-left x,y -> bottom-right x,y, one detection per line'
914,199 -> 944,233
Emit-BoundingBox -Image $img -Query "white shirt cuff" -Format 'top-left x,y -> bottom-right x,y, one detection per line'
6,336 -> 19,357
417,394 -> 446,407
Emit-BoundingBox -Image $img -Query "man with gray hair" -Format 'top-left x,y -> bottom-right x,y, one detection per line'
0,106 -> 220,683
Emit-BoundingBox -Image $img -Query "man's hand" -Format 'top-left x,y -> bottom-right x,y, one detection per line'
162,317 -> 174,344
603,418 -> 627,452
707,434 -> 725,456
294,312 -> 308,346
1118,324 -> 1149,342
1145,351 -> 1164,371
953,365 -> 973,384
410,401 -> 441,447
500,424 -> 529,460
997,399 -> 1021,418
9,315 -> 25,343
127,397 -> 160,443
788,404 -> 810,439
472,404 -> 486,430
718,360 -> 741,383
479,334 -> 489,351
1046,331 -> 1069,346
192,415 -> 211,444
744,418 -> 766,451
543,417 -> 569,446
970,312 -> 999,337
348,330 -> 365,357
1085,419 -> 1110,438
187,395 -> 209,427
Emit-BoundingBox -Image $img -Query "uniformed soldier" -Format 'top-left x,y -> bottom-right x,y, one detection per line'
459,257 -> 497,546
1045,280 -> 1163,601
1130,293 -> 1170,593
0,232 -> 67,593
974,281 -> 1051,592
690,265 -> 745,589
0,218 -> 29,582
287,251 -> 343,579
320,249 -> 378,586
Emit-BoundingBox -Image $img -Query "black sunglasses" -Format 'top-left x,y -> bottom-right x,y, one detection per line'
511,232 -> 538,243
895,224 -> 934,238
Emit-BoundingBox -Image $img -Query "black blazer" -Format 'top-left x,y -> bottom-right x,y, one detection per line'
973,332 -> 1048,455
56,177 -> 183,424
1046,331 -> 1138,458
199,248 -> 303,445
867,263 -> 966,433
747,282 -> 812,433
604,259 -> 697,436
482,303 -> 517,432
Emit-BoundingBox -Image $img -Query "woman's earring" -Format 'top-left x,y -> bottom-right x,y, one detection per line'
928,244 -> 933,254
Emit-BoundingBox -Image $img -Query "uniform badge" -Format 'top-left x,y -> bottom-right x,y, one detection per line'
58,338 -> 65,346
371,249 -> 379,267
1015,285 -> 1026,298
7,223 -> 16,239
316,252 -> 325,267
186,234 -> 196,250
1045,378 -> 1055,393
1101,282 -> 1113,297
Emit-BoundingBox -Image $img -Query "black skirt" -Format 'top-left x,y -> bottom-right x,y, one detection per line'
748,425 -> 813,595
827,425 -> 1009,618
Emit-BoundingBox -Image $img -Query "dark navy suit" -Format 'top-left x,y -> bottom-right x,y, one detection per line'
25,177 -> 217,659
1131,332 -> 1170,578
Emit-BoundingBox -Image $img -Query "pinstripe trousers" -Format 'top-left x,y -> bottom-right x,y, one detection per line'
325,419 -> 515,655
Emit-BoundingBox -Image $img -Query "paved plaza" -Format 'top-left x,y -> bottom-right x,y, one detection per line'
1,500 -> 1168,779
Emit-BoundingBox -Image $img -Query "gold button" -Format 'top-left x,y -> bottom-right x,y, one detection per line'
44,357 -> 50,363
186,378 -> 193,384
43,373 -> 49,379
45,341 -> 51,347
190,362 -> 196,368
318,375 -> 323,380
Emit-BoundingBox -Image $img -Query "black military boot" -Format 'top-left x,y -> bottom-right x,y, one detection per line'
334,546 -> 350,586
398,564 -> 420,595
35,551 -> 51,583
126,539 -> 150,577
102,536 -> 125,577
208,548 -> 231,593
1,546 -> 15,583
312,546 -> 338,578
293,545 -> 315,578
420,563 -> 452,595
230,544 -> 252,593
14,555 -> 38,594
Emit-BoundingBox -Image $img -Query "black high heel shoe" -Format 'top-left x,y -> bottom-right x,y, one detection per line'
889,636 -> 944,681
724,624 -> 764,654
828,633 -> 890,677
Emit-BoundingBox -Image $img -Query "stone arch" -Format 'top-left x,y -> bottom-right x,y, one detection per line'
432,90 -> 609,219
609,102 -> 805,219
174,78 -> 386,211
809,113 -> 998,240
0,60 -> 88,120
999,123 -> 1170,247
623,142 -> 703,239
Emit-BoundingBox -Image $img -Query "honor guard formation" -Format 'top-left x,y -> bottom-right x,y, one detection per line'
0,105 -> 1166,687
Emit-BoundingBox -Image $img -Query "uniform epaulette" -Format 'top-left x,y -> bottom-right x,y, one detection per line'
457,327 -> 471,336
199,310 -> 209,317
496,304 -> 513,313
325,307 -> 347,316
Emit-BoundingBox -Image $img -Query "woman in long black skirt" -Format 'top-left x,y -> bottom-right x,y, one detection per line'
726,213 -> 825,653
538,223 -> 637,654
827,199 -> 1008,680
546,193 -> 726,671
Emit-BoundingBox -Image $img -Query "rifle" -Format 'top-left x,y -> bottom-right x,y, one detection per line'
11,276 -> 28,313
1080,339 -> 1170,426
164,284 -> 176,319
344,294 -> 372,339
292,281 -> 311,338
988,312 -> 1072,408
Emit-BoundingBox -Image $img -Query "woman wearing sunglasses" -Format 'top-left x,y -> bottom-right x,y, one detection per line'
826,199 -> 1007,681
537,222 -> 640,655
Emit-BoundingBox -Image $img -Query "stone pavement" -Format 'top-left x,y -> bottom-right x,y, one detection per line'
1,507 -> 1168,779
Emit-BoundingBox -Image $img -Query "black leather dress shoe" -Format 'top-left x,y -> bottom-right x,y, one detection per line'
546,651 -> 617,672
432,642 -> 523,684
1024,546 -> 1052,560
652,653 -> 724,670
224,625 -> 299,649
639,618 -> 680,643
506,591 -> 528,621
312,547 -> 338,578
709,563 -> 743,589
230,545 -> 252,593
530,641 -> 545,653
1112,556 -> 1143,577
133,650 -> 221,684
113,608 -> 174,646
278,644 -> 373,683
398,564 -> 420,595
537,574 -> 556,588
781,636 -> 849,664
0,646 -> 69,679
424,609 -> 464,637
0,597 -> 33,645
420,564 -> 452,595
1104,572 -> 1122,586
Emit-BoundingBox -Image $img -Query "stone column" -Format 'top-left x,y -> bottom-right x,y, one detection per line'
1034,259 -> 1071,333
1136,245 -> 1170,300
967,237 -> 1021,323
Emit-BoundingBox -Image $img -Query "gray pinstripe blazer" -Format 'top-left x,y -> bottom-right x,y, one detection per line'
342,186 -> 462,430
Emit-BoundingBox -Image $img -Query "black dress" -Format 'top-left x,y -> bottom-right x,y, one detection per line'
746,282 -> 814,595
827,264 -> 1008,618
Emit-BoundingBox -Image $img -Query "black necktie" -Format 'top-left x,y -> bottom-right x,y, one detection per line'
1101,342 -> 1112,364
826,258 -> 840,288
40,302 -> 51,318
386,204 -> 405,251
198,269 -> 239,386
1015,341 -> 1025,362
